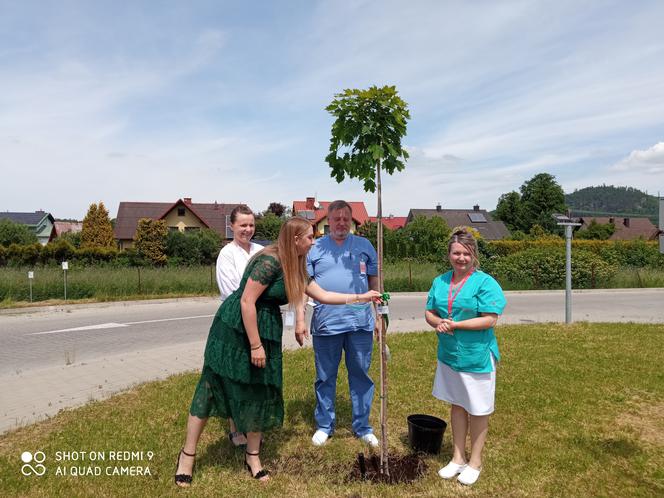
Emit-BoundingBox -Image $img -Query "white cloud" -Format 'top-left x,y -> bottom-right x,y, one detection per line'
2,1 -> 664,218
610,142 -> 664,174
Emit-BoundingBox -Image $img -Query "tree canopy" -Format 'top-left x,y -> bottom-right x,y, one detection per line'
495,173 -> 567,234
264,202 -> 287,218
0,219 -> 39,247
575,220 -> 616,240
254,213 -> 283,241
81,202 -> 115,248
134,219 -> 168,265
566,185 -> 658,223
325,85 -> 410,192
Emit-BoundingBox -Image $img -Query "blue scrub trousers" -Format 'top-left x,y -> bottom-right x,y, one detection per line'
312,330 -> 374,437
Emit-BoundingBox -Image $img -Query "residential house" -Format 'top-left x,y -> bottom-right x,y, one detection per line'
114,198 -> 239,249
53,221 -> 83,237
292,197 -> 370,236
0,210 -> 56,245
406,204 -> 510,240
368,215 -> 407,230
578,216 -> 660,240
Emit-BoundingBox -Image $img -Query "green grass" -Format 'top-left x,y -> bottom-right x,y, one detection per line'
0,266 -> 218,304
606,268 -> 664,288
1,323 -> 663,497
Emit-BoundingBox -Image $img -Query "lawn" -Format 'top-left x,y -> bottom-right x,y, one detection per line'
1,323 -> 663,497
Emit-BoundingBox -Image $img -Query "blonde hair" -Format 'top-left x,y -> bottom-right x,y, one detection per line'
448,228 -> 480,268
260,217 -> 312,304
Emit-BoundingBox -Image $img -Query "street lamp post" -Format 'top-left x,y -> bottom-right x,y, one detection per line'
553,214 -> 582,324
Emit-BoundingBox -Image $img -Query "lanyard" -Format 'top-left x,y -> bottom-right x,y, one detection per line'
447,270 -> 473,317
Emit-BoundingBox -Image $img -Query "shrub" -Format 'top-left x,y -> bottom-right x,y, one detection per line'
492,247 -> 618,289
165,231 -> 201,265
81,202 -> 115,248
0,219 -> 38,246
134,219 -> 168,265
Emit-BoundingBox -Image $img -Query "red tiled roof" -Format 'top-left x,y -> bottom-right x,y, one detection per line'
580,217 -> 659,240
113,200 -> 239,240
368,216 -> 407,230
53,221 -> 82,236
292,199 -> 369,225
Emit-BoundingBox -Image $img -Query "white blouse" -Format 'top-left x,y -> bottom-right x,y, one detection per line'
215,241 -> 262,300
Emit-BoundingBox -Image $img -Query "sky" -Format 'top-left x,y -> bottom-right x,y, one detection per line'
1,0 -> 663,220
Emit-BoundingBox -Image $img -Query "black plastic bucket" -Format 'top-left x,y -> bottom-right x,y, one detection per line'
407,414 -> 447,454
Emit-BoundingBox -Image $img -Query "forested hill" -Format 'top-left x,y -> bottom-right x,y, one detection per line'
566,185 -> 659,223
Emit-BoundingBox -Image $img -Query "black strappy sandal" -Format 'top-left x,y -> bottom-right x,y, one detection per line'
228,431 -> 247,447
245,450 -> 270,480
174,448 -> 196,487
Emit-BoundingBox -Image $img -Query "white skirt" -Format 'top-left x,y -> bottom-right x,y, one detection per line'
432,355 -> 496,416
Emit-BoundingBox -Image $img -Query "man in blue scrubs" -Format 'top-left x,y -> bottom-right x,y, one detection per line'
307,200 -> 380,448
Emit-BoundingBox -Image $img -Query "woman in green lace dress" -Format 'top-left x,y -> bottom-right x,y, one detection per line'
175,217 -> 381,486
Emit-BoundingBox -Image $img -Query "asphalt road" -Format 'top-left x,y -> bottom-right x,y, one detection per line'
1,289 -> 663,376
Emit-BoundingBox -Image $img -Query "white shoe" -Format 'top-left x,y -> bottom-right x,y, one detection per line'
311,430 -> 329,446
359,433 -> 379,448
437,460 -> 467,479
457,465 -> 481,485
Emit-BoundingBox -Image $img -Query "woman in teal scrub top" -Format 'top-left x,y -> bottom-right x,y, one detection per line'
425,228 -> 506,486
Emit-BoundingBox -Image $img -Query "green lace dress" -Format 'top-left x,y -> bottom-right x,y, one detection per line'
189,253 -> 287,432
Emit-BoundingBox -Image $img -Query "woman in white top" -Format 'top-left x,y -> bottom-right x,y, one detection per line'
216,205 -> 263,301
215,204 -> 262,446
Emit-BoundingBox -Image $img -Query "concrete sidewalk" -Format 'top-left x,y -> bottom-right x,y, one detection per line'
0,340 -> 206,434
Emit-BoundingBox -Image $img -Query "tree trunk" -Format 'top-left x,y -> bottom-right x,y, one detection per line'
376,160 -> 389,476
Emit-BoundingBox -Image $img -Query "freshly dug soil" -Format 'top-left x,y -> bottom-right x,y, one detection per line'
348,452 -> 427,484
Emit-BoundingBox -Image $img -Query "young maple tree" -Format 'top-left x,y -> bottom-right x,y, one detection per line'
325,85 -> 410,475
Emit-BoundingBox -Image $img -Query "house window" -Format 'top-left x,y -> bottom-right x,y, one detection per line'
169,226 -> 179,232
184,227 -> 200,232
178,207 -> 186,216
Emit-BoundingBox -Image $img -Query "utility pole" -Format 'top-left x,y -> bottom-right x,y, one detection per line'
554,214 -> 582,324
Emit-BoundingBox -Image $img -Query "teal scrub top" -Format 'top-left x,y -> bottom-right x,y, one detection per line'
426,270 -> 506,373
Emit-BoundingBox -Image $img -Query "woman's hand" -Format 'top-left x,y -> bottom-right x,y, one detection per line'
361,290 -> 383,302
250,344 -> 266,368
436,318 -> 456,335
294,322 -> 309,346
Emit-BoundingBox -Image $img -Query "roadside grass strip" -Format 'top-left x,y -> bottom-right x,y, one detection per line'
1,323 -> 663,497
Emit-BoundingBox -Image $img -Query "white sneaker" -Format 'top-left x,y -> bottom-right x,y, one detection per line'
359,433 -> 379,448
457,465 -> 481,485
437,460 -> 467,479
311,430 -> 329,446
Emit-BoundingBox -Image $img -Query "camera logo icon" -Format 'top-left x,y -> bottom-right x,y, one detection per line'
21,451 -> 46,476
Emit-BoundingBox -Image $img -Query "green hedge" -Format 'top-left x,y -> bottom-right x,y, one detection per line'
0,239 -> 662,271
492,248 -> 618,289
484,240 -> 663,268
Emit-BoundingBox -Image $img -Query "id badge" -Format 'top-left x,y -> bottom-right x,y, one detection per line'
359,261 -> 367,275
376,305 -> 389,315
283,311 -> 295,326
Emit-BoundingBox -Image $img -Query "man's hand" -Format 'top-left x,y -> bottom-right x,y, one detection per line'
295,321 -> 309,346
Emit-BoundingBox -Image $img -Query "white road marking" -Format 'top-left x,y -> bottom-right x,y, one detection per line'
30,323 -> 128,335
28,314 -> 215,336
125,314 -> 214,325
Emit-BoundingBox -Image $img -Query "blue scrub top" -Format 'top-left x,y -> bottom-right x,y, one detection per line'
426,270 -> 506,373
307,234 -> 378,336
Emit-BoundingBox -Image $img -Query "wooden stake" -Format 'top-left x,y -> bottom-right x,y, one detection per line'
376,160 -> 390,476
